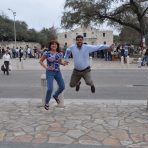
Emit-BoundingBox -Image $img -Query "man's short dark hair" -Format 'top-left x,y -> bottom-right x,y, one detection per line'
76,35 -> 83,40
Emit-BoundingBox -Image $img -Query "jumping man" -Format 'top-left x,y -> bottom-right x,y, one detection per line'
64,35 -> 113,93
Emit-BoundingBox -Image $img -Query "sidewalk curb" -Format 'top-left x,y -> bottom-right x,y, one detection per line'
0,98 -> 147,105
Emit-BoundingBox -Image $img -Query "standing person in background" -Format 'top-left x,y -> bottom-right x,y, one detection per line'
27,46 -> 31,58
15,47 -> 19,58
120,45 -> 126,63
12,47 -> 16,58
2,47 -> 5,57
3,50 -> 11,75
141,48 -> 148,66
19,47 -> 23,62
64,35 -> 113,93
107,47 -> 112,61
39,40 -> 68,110
33,46 -> 38,58
0,47 -> 2,59
25,46 -> 28,59
124,45 -> 129,58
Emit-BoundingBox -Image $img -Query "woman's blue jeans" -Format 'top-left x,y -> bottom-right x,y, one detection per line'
45,70 -> 65,105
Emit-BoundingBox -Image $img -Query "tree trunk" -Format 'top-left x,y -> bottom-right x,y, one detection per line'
130,0 -> 147,46
140,17 -> 146,36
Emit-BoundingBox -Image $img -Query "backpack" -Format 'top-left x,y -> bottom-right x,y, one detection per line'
1,64 -> 6,71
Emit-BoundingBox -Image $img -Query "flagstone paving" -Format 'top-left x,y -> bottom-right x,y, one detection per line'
0,99 -> 147,148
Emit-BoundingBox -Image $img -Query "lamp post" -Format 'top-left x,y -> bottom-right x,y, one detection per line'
0,10 -> 4,15
8,8 -> 16,49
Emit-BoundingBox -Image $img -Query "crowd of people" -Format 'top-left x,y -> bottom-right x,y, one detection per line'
0,45 -> 42,75
0,43 -> 147,63
0,45 -> 41,61
88,44 -> 148,65
0,40 -> 148,78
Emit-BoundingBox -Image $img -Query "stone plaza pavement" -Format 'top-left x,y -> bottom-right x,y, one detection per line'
0,58 -> 148,148
0,99 -> 147,148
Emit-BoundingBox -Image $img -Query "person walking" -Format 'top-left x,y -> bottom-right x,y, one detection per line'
39,40 -> 68,110
64,35 -> 113,93
27,45 -> 31,58
3,50 -> 11,75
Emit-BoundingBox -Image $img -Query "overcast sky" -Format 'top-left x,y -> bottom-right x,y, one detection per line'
0,0 -> 116,34
0,0 -> 65,31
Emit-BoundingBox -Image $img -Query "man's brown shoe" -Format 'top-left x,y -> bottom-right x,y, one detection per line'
91,85 -> 95,93
76,81 -> 81,91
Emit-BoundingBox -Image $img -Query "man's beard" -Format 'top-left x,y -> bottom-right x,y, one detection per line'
77,43 -> 82,48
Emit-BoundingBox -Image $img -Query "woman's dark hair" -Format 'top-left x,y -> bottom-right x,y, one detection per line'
48,40 -> 60,52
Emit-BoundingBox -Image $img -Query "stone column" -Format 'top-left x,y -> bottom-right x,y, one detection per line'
126,56 -> 130,68
40,74 -> 46,106
121,56 -> 124,67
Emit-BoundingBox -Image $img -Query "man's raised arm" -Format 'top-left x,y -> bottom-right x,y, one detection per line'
88,44 -> 114,53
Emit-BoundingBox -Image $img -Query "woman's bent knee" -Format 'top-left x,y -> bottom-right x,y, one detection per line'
61,85 -> 65,91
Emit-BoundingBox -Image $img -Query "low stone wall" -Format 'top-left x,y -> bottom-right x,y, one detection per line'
0,41 -> 41,49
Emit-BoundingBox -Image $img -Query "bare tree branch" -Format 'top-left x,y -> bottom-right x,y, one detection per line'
102,15 -> 141,33
141,7 -> 148,18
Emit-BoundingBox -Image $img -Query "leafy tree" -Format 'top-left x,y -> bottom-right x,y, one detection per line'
38,32 -> 48,47
61,0 -> 148,43
119,26 -> 141,45
27,29 -> 39,42
0,14 -> 58,47
0,15 -> 14,41
113,35 -> 120,44
40,26 -> 57,47
15,21 -> 29,41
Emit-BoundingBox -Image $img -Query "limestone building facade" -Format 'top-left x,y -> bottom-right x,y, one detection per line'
57,26 -> 113,48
